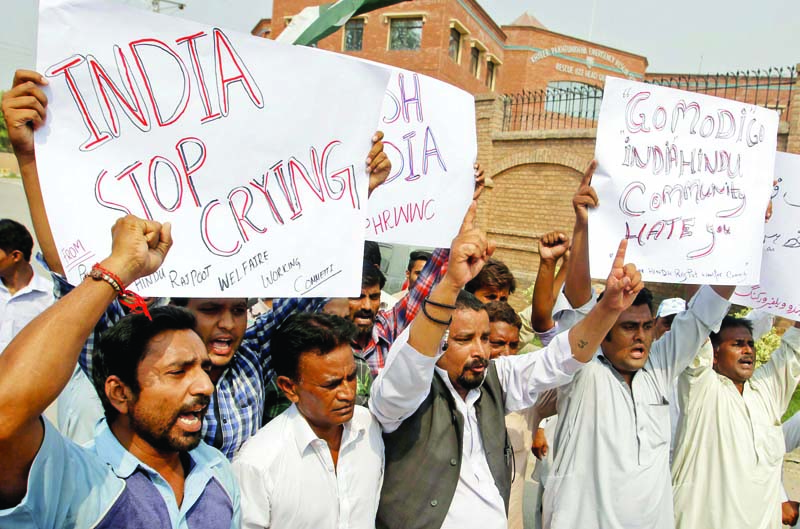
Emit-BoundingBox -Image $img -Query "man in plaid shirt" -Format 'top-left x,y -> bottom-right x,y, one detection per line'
351,249 -> 450,374
6,68 -> 392,460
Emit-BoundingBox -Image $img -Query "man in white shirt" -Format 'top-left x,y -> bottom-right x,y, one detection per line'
546,160 -> 734,529
672,316 -> 800,529
0,218 -> 53,352
232,312 -> 384,529
369,201 -> 644,529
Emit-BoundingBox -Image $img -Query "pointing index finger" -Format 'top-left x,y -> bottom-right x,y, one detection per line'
459,201 -> 478,234
581,159 -> 597,187
612,238 -> 628,272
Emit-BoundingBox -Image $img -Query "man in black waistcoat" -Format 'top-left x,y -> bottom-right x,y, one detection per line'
369,201 -> 644,529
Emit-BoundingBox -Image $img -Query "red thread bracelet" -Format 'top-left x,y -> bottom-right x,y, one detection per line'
90,263 -> 152,320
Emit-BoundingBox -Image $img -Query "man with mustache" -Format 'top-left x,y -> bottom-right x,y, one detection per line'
0,215 -> 239,528
233,312 -> 384,529
672,315 -> 800,529
369,201 -> 644,529
540,161 -> 745,529
2,69 -> 391,457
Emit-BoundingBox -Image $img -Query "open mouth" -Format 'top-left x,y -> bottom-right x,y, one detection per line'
630,345 -> 646,359
209,337 -> 234,356
177,409 -> 205,433
739,357 -> 754,368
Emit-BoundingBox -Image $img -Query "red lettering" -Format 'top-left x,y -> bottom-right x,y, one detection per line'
47,55 -> 112,151
129,38 -> 190,127
175,31 -> 221,124
213,28 -> 263,116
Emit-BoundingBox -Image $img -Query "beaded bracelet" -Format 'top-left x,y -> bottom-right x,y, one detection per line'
89,263 -> 152,320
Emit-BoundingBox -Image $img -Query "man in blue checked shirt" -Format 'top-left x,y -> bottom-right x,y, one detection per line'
4,69 -> 392,460
0,214 -> 240,529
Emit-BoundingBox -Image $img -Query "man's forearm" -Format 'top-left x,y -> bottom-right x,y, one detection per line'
564,222 -> 591,308
407,276 -> 460,357
18,152 -> 63,275
567,301 -> 621,363
532,258 -> 557,332
0,277 -> 116,437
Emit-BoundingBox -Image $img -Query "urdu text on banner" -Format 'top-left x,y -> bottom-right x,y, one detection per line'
35,0 -> 390,297
589,77 -> 778,285
734,152 -> 800,320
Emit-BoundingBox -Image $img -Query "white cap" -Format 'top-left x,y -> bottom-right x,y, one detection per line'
656,298 -> 686,318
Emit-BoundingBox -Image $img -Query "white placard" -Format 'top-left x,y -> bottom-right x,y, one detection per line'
365,68 -> 476,247
35,0 -> 390,297
734,152 -> 800,320
590,77 -> 778,284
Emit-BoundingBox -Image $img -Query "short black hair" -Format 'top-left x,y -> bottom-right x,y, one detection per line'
710,316 -> 754,349
485,301 -> 522,329
598,287 -> 654,314
464,258 -> 517,295
271,312 -> 357,381
0,219 -> 34,262
363,241 -> 382,268
455,289 -> 486,312
169,297 -> 189,307
407,250 -> 431,272
362,260 -> 386,289
93,306 -> 197,421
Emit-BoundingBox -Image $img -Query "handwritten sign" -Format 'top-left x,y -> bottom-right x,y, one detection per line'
734,152 -> 800,320
365,68 -> 476,247
589,77 -> 778,284
35,0 -> 390,297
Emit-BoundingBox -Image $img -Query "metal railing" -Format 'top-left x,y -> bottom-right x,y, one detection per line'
646,66 -> 796,123
501,65 -> 797,132
501,84 -> 603,131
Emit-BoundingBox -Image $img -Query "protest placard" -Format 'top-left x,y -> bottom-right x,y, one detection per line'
734,152 -> 800,320
35,0 -> 390,297
589,77 -> 778,284
365,68 -> 476,247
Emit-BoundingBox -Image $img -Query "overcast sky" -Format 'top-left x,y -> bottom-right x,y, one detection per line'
2,0 -> 798,88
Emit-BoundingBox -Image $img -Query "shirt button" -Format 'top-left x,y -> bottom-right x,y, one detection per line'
430,499 -> 438,507
223,419 -> 228,424
450,458 -> 457,466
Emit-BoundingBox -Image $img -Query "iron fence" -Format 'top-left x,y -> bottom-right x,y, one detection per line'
501,65 -> 797,132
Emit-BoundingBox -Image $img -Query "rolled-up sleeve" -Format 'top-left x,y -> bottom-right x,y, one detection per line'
369,326 -> 440,434
495,331 -> 583,413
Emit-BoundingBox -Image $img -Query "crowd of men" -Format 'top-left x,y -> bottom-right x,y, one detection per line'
1,67 -> 800,529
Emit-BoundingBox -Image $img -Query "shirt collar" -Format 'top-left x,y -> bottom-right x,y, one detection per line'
287,403 -> 365,455
93,418 -> 221,479
434,366 -> 483,407
0,270 -> 52,296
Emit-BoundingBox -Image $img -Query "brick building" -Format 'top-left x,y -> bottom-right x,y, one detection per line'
259,1 -> 648,97
255,1 -> 798,308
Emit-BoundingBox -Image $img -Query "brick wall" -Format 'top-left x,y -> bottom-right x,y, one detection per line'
786,63 -> 800,154
475,95 -> 690,310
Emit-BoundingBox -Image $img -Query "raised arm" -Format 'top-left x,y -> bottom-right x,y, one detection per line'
532,231 -> 570,333
366,130 -> 391,197
0,215 -> 171,507
3,69 -> 127,380
1,70 -> 61,274
369,202 -> 490,429
563,160 -> 597,309
566,239 -> 643,363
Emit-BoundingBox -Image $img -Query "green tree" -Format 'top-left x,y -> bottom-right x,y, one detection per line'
0,91 -> 11,153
